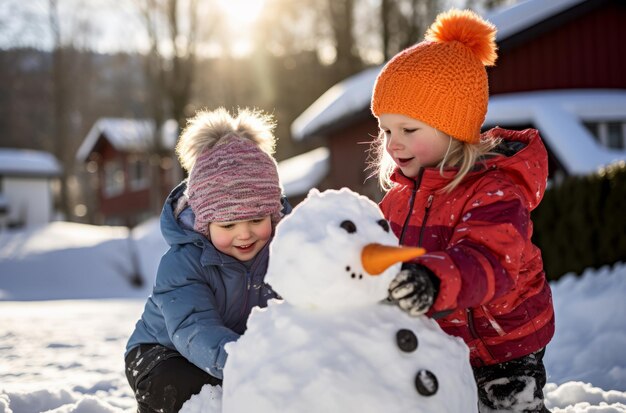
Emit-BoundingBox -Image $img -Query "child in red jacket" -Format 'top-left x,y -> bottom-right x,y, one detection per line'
370,9 -> 554,412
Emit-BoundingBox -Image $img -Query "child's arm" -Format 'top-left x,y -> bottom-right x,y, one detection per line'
152,251 -> 239,379
415,176 -> 532,314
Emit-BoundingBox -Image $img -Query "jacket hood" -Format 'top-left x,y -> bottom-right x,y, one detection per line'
481,127 -> 548,211
390,127 -> 548,211
160,181 -> 206,247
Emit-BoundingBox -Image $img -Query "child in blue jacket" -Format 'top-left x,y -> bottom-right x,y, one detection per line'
124,107 -> 289,413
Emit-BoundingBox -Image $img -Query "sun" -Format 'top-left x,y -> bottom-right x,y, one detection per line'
217,0 -> 266,25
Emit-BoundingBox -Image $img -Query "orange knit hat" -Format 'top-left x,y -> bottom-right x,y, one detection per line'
371,9 -> 497,144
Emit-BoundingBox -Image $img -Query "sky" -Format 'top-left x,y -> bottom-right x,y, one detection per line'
0,0 -> 145,53
0,0 -> 293,58
1,190 -> 626,412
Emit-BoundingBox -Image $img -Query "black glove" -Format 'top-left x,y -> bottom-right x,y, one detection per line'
388,263 -> 439,317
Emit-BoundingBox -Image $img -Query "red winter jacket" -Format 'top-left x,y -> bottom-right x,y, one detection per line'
380,128 -> 554,367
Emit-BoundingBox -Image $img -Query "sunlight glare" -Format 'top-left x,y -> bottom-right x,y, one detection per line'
217,0 -> 266,25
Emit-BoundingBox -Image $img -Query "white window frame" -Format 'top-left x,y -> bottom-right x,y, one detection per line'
128,156 -> 150,191
103,159 -> 125,198
587,121 -> 626,150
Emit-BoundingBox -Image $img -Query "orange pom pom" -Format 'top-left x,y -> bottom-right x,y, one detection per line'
426,9 -> 497,66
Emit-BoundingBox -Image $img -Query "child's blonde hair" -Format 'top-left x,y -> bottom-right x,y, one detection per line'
372,131 -> 501,193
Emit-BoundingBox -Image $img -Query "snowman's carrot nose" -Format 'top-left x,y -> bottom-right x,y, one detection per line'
361,243 -> 426,275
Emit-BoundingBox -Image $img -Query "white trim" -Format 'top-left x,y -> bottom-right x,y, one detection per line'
278,147 -> 330,197
0,149 -> 61,177
76,118 -> 178,163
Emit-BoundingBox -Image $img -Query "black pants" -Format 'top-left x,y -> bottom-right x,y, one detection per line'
125,344 -> 222,413
473,348 -> 550,412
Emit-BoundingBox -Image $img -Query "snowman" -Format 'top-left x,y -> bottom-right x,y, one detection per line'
218,188 -> 478,413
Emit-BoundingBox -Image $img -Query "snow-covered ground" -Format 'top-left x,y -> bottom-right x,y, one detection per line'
1,219 -> 625,412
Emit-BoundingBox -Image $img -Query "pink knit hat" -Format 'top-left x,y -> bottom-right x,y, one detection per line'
186,134 -> 282,236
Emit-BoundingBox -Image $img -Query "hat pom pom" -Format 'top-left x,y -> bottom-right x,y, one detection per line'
426,9 -> 497,66
176,108 -> 276,172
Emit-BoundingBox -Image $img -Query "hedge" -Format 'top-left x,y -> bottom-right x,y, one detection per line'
531,161 -> 626,281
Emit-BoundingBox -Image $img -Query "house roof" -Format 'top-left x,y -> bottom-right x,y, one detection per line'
484,89 -> 626,175
486,0 -> 585,42
277,146 -> 330,198
291,66 -> 381,142
76,118 -> 178,162
291,0 -> 589,142
0,149 -> 62,177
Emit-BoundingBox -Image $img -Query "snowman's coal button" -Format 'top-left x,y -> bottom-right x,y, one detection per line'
414,369 -> 438,396
396,329 -> 418,352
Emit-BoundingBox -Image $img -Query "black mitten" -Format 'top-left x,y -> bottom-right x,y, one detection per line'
388,263 -> 439,317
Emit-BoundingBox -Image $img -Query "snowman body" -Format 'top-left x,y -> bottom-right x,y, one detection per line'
223,301 -> 477,412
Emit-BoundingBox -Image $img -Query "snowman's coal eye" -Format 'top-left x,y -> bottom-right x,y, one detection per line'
340,220 -> 357,233
377,219 -> 390,233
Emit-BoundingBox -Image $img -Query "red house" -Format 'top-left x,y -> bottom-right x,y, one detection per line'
76,118 -> 181,227
289,0 -> 626,203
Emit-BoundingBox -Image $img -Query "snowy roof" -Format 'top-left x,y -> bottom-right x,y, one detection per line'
486,0 -> 585,42
291,66 -> 381,141
291,0 -> 588,142
485,89 -> 626,175
76,118 -> 179,162
277,146 -> 330,198
0,148 -> 62,177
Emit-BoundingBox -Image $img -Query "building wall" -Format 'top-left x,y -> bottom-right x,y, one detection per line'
327,117 -> 385,202
1,176 -> 55,228
92,137 -> 177,227
489,0 -> 626,94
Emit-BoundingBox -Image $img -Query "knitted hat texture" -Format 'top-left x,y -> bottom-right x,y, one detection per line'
187,135 -> 282,235
371,9 -> 497,144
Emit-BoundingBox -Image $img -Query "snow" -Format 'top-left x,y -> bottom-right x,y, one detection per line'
484,90 -> 626,175
277,147 -> 330,198
0,149 -> 62,177
76,118 -> 178,163
290,66 -> 381,141
0,220 -> 164,301
1,203 -> 626,412
222,302 -> 476,412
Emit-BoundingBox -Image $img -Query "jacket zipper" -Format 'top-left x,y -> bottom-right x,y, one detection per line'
399,169 -> 424,244
240,244 -> 269,317
240,272 -> 251,317
466,308 -> 479,339
418,194 -> 434,247
466,308 -> 496,360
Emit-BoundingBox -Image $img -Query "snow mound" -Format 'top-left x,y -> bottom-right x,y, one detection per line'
179,385 -> 222,413
0,220 -> 165,301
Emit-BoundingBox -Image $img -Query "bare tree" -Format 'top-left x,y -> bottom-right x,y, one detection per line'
137,0 -> 211,213
380,0 -> 439,61
48,0 -> 71,220
327,0 -> 362,81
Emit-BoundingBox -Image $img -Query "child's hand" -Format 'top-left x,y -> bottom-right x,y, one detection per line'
388,264 -> 438,317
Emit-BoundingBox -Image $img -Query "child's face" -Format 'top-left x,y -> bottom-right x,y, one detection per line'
379,113 -> 451,178
209,216 -> 272,261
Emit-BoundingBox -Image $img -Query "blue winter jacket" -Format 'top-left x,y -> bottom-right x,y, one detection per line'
125,182 -> 286,379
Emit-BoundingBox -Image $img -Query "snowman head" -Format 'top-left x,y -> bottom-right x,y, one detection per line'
266,188 -> 424,310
